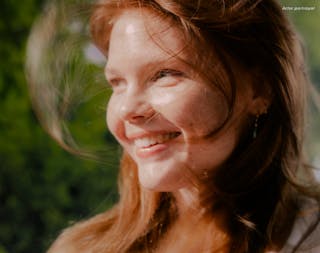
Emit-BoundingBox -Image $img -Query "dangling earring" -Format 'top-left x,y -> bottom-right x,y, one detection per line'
253,114 -> 260,139
253,107 -> 268,139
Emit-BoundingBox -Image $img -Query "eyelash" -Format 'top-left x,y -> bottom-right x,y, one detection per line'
106,69 -> 185,90
106,78 -> 124,90
108,79 -> 118,87
151,69 -> 184,82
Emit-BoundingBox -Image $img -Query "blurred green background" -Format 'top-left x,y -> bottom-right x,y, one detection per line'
0,0 -> 319,252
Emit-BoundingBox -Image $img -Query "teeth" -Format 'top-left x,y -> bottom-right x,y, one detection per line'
134,132 -> 180,148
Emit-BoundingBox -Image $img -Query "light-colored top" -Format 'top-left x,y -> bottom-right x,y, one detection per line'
279,201 -> 320,253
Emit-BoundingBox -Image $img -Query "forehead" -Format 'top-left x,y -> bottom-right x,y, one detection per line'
107,9 -> 187,66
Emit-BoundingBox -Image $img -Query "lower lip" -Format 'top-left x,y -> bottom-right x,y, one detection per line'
135,143 -> 170,158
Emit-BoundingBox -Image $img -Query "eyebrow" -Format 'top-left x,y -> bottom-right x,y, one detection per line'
105,57 -> 188,78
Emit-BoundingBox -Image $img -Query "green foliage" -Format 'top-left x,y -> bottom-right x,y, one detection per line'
280,0 -> 320,161
280,0 -> 320,83
0,1 -> 118,252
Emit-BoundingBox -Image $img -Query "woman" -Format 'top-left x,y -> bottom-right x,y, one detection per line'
44,0 -> 320,252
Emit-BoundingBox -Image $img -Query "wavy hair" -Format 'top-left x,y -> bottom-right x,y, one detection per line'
43,0 -> 320,252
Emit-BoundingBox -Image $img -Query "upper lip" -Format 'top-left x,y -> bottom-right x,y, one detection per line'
126,131 -> 181,141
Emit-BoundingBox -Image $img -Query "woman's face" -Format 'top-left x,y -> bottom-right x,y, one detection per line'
105,9 -> 255,191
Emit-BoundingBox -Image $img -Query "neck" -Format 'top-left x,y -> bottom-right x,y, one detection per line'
166,187 -> 230,252
174,187 -> 203,216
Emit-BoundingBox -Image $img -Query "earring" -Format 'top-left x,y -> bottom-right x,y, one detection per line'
253,114 -> 260,139
252,107 -> 268,139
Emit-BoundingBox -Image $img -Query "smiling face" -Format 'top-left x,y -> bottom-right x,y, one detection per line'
105,9 -> 256,191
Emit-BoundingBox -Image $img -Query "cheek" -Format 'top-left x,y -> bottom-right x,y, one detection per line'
151,85 -> 229,137
185,91 -> 228,135
106,98 -> 116,134
106,97 -> 125,142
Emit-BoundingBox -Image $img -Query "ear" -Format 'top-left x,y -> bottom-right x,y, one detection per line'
248,95 -> 270,115
247,73 -> 272,116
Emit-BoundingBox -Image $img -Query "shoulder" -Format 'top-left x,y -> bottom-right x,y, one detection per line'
47,223 -> 98,253
47,226 -> 82,253
46,211 -> 115,253
280,199 -> 320,253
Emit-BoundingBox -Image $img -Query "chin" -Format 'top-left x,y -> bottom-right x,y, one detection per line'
137,166 -> 188,192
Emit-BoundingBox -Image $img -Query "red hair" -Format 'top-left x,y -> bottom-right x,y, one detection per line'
47,1 -> 320,252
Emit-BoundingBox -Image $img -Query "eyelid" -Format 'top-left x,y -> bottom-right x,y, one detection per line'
151,68 -> 185,82
106,77 -> 126,92
107,78 -> 119,86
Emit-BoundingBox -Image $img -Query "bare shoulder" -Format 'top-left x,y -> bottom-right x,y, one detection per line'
47,228 -> 78,253
47,226 -> 81,253
46,211 -> 115,253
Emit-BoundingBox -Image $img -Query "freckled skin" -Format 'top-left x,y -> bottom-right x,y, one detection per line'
106,9 -> 256,192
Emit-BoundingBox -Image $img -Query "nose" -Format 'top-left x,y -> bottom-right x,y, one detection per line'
119,91 -> 155,124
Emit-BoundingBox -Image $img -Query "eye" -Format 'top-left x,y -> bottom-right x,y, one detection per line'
106,78 -> 126,92
151,69 -> 184,82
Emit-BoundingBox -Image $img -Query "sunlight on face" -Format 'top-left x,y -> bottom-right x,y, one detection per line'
105,9 -> 254,192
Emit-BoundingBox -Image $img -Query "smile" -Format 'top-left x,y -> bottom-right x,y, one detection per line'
134,132 -> 181,148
